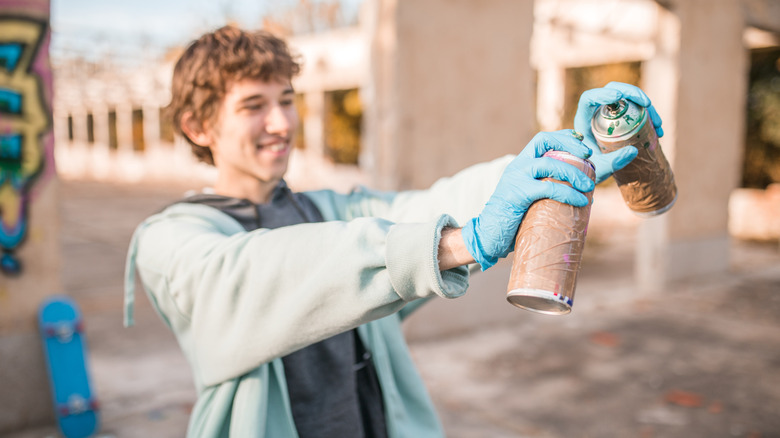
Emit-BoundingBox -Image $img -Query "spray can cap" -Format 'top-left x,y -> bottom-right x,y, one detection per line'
591,99 -> 646,138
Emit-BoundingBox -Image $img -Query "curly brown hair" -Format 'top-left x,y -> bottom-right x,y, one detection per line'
168,26 -> 301,165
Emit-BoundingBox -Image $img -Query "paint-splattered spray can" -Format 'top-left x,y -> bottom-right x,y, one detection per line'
506,150 -> 596,315
591,99 -> 677,216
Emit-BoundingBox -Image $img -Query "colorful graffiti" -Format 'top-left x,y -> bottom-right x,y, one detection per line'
0,16 -> 49,275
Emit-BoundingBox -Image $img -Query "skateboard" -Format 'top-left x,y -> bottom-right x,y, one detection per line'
39,295 -> 100,438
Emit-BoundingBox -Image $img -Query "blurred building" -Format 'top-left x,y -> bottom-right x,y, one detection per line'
53,0 -> 780,282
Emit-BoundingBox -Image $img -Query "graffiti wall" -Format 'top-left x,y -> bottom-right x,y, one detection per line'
0,3 -> 53,276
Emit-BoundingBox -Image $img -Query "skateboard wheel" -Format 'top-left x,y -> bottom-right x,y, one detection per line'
55,323 -> 74,343
67,394 -> 89,415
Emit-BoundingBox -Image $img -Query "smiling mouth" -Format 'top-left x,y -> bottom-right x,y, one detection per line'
257,139 -> 290,153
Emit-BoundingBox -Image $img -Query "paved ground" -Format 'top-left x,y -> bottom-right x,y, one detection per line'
9,179 -> 780,438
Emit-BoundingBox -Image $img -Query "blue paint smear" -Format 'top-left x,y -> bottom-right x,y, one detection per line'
0,88 -> 23,114
0,43 -> 23,72
0,134 -> 22,160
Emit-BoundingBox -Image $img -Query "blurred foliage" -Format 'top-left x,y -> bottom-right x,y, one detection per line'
262,0 -> 357,36
324,88 -> 362,165
742,47 -> 780,189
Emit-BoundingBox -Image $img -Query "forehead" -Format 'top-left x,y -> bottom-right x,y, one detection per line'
224,78 -> 293,102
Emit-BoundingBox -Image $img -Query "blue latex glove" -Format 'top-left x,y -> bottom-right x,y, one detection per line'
574,81 -> 664,184
461,130 -> 596,271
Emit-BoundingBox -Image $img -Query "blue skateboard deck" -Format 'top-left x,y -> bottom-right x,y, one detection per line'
39,295 -> 100,438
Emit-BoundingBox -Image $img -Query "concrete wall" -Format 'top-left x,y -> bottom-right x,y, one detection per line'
0,0 -> 60,433
365,0 -> 536,191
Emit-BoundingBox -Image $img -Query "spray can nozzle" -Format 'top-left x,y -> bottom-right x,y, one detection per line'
602,100 -> 628,119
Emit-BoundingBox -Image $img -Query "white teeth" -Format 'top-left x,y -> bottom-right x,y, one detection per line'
259,143 -> 287,152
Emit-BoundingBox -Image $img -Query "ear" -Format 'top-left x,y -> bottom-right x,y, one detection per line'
180,112 -> 212,147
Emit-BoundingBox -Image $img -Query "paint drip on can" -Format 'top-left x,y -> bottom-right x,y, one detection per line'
591,99 -> 677,216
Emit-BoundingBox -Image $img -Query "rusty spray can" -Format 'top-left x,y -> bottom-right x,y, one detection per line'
591,99 -> 677,216
506,149 -> 596,315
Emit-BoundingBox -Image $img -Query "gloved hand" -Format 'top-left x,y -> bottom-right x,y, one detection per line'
574,81 -> 664,184
461,130 -> 596,271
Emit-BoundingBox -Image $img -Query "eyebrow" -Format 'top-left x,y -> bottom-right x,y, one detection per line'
238,88 -> 295,104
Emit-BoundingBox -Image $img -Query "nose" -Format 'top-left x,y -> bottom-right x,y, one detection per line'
265,104 -> 293,135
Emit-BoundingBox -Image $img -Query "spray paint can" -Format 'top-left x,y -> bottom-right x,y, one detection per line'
591,99 -> 677,216
506,150 -> 596,315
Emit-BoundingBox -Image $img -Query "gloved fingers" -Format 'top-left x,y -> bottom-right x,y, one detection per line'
575,87 -> 624,124
646,105 -> 664,137
574,88 -> 623,151
605,82 -> 651,107
526,130 -> 592,160
545,130 -> 593,159
590,146 -> 638,184
528,157 -> 595,197
534,179 -> 591,208
606,82 -> 664,137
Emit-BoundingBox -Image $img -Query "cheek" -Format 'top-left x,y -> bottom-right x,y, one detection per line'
286,108 -> 300,129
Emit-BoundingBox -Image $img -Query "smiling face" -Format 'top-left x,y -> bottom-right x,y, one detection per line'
199,78 -> 299,202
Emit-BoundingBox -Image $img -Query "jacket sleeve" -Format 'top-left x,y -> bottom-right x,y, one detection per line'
305,155 -> 513,225
305,155 -> 512,320
129,203 -> 468,387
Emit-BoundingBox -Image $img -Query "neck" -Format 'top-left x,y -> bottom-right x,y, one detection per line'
213,177 -> 280,204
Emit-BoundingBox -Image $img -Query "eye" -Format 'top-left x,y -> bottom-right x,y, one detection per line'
243,103 -> 265,111
280,99 -> 294,107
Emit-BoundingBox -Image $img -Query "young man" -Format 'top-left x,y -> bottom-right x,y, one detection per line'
124,26 -> 658,437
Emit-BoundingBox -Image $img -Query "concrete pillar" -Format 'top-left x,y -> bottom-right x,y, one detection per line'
52,110 -> 69,148
92,105 -> 110,148
88,105 -> 112,180
366,0 -> 536,190
0,0 -> 61,433
364,0 -> 537,339
536,64 -> 566,132
70,108 -> 88,145
637,0 -> 747,289
143,103 -> 161,151
115,103 -> 134,152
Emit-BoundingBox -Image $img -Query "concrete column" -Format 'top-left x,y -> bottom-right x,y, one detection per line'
88,106 -> 112,180
637,0 -> 747,289
367,0 -> 536,190
52,110 -> 69,148
536,64 -> 566,132
92,105 -> 110,149
70,108 -> 88,145
115,104 -> 134,152
143,104 -> 161,151
0,0 -> 62,433
365,0 -> 537,339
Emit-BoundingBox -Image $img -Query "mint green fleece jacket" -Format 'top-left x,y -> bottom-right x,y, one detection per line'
123,155 -> 512,437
